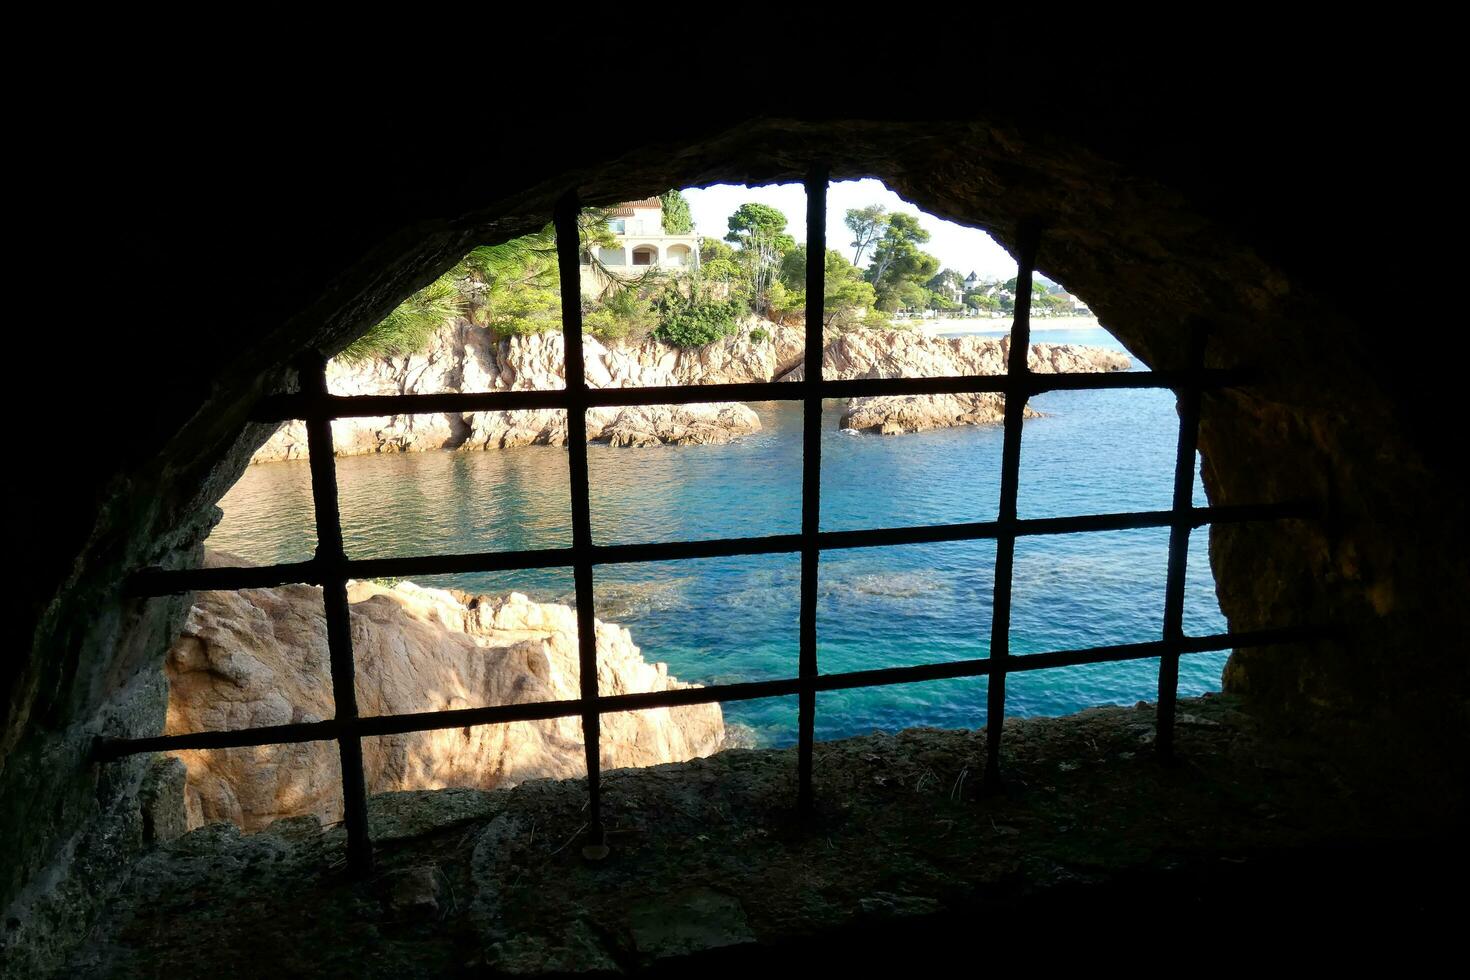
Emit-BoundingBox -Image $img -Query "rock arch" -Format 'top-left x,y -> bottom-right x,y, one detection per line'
11,104 -> 1465,969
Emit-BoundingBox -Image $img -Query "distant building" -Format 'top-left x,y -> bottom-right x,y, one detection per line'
581,198 -> 699,294
963,270 -> 982,292
1055,291 -> 1092,315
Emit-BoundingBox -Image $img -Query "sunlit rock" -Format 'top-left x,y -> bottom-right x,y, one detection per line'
164,554 -> 725,831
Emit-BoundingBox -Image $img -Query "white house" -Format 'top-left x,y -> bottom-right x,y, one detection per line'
581,198 -> 699,293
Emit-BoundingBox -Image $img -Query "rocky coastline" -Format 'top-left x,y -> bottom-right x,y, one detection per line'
164,552 -> 725,831
252,322 -> 1129,462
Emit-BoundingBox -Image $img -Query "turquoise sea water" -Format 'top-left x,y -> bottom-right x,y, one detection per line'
208,327 -> 1227,746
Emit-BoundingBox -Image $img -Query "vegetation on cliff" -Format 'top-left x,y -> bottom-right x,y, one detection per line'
340,189 -> 1087,365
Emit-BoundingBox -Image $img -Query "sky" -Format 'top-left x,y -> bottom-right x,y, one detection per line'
681,178 -> 1020,281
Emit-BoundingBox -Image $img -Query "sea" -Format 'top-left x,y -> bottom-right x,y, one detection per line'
208,326 -> 1227,746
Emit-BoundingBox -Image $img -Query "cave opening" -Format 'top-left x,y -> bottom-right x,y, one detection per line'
166,176 -> 1251,842
10,111 -> 1466,977
97,167 -> 1326,878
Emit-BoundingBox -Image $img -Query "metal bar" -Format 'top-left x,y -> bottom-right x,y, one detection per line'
797,167 -> 828,815
300,351 -> 374,873
250,369 -> 1253,422
96,625 -> 1327,761
984,220 -> 1042,793
127,501 -> 1319,597
554,192 -> 606,857
127,559 -> 324,596
1157,321 -> 1209,760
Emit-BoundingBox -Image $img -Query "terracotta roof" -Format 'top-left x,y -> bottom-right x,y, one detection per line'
611,198 -> 663,216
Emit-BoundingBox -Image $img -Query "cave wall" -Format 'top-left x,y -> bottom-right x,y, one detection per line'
7,83 -> 1466,970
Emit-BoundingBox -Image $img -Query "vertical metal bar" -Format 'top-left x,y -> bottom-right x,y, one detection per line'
798,166 -> 828,815
300,350 -> 373,872
553,192 -> 607,857
984,220 -> 1042,794
1157,320 -> 1208,761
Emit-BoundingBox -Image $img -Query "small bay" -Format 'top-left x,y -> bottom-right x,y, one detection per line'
209,327 -> 1227,746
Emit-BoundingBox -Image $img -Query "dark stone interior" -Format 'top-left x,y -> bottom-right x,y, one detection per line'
8,70 -> 1467,974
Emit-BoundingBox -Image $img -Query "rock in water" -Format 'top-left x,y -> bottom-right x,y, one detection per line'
164,565 -> 724,831
815,333 -> 1132,435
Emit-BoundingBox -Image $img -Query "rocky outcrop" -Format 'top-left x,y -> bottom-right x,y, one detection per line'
787,330 -> 1131,382
840,392 -> 1039,435
164,561 -> 724,831
253,322 -> 801,462
786,332 -> 1131,435
252,323 -> 1127,460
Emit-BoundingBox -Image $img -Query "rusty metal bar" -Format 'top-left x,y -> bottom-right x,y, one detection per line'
249,369 -> 1252,422
96,625 -> 1326,761
300,350 -> 373,873
1157,321 -> 1209,760
554,192 -> 607,857
984,220 -> 1042,793
797,167 -> 828,815
126,501 -> 1318,597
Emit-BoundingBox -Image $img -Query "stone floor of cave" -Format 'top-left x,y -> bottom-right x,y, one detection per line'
67,695 -> 1465,977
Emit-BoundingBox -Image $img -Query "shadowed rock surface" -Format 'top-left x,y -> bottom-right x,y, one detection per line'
63,696 -> 1466,977
166,561 -> 723,831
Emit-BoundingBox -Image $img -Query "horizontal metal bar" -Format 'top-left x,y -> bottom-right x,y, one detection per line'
95,625 -> 1327,761
593,533 -> 804,565
252,388 -> 569,422
125,559 -> 322,595
126,501 -> 1316,597
823,368 -> 1248,400
1028,368 -> 1249,394
345,549 -> 574,581
248,369 -> 1254,422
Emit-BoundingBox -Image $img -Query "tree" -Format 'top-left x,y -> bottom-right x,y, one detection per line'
866,213 -> 939,311
700,238 -> 736,264
346,212 -> 630,356
774,246 -> 877,329
659,189 -> 693,234
1003,276 -> 1048,298
821,251 -> 876,329
965,290 -> 1000,313
844,205 -> 888,265
725,202 -> 795,314
926,268 -> 965,296
339,271 -> 463,362
876,280 -> 929,313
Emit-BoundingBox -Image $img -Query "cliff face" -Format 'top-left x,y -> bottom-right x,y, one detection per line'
165,561 -> 724,831
254,322 -> 804,462
783,332 -> 1133,434
252,322 -> 1129,461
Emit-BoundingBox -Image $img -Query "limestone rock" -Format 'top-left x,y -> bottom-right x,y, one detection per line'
252,323 -> 1127,460
164,567 -> 725,831
251,321 -> 801,462
818,333 -> 1131,434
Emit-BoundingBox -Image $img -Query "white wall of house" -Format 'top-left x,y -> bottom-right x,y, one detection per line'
581,200 -> 702,294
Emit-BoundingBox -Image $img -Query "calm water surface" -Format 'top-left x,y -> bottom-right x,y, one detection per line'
210,327 -> 1227,745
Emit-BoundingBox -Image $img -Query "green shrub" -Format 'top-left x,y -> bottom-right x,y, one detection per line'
749,327 -> 770,344
581,308 -> 622,340
653,297 -> 744,349
484,285 -> 561,338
